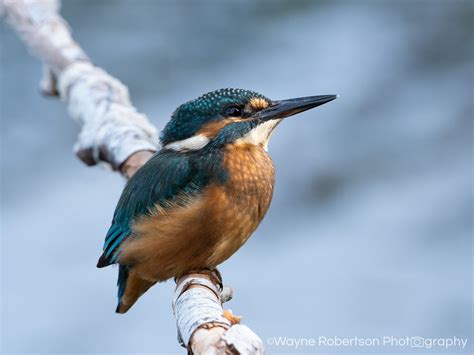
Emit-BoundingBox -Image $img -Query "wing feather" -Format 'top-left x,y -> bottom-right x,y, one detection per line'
97,150 -> 203,267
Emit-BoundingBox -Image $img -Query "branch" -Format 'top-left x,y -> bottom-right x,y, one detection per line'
2,0 -> 265,353
174,270 -> 264,354
1,0 -> 158,173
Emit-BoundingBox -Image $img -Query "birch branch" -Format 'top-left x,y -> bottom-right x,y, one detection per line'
174,270 -> 264,354
1,0 -> 158,173
2,0 -> 265,353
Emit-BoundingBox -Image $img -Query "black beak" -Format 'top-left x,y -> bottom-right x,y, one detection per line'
254,95 -> 337,121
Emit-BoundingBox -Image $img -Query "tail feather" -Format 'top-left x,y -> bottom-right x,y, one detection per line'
96,252 -> 112,268
115,266 -> 156,314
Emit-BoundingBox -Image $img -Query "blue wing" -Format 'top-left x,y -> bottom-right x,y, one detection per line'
97,149 -> 204,268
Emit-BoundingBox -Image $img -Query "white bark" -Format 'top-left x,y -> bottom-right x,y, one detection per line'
174,271 -> 264,354
1,0 -> 158,170
2,1 -> 265,353
57,62 -> 158,169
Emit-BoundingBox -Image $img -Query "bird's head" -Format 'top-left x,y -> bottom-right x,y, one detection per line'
160,88 -> 336,152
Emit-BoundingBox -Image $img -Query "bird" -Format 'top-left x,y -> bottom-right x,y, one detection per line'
97,88 -> 337,313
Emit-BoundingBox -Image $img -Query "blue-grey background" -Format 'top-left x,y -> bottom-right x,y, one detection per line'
1,0 -> 472,354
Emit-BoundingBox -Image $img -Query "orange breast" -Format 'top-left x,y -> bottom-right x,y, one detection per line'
118,143 -> 275,282
208,143 -> 275,264
221,143 -> 275,235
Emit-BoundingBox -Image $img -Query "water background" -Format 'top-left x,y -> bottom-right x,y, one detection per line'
1,0 -> 472,353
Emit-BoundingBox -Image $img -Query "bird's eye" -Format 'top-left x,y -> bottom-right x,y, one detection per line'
223,105 -> 242,117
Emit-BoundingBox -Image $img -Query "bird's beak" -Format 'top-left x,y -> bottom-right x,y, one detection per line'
254,95 -> 337,121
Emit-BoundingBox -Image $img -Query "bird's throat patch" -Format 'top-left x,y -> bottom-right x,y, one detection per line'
235,119 -> 281,151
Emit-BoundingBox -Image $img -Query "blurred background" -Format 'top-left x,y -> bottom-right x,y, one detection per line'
1,0 -> 472,353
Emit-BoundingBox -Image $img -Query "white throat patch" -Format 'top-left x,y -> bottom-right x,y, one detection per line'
164,134 -> 210,152
235,119 -> 281,151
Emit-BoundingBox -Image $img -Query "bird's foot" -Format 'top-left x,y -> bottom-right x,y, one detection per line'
176,268 -> 223,289
204,268 -> 223,289
223,309 -> 242,325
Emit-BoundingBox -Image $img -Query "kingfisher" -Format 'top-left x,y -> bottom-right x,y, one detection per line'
97,88 -> 337,313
